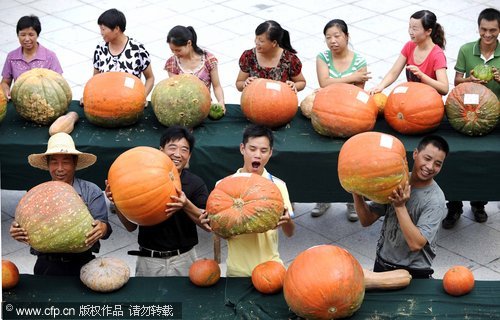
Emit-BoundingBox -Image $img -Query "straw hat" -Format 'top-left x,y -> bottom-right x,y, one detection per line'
28,132 -> 97,171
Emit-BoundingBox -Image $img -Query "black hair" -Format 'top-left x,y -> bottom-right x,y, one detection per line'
160,126 -> 195,151
167,25 -> 204,55
411,10 -> 446,49
477,8 -> 500,28
323,19 -> 348,36
16,15 -> 41,35
46,154 -> 78,166
255,20 -> 297,54
242,124 -> 274,149
97,8 -> 126,32
417,135 -> 449,156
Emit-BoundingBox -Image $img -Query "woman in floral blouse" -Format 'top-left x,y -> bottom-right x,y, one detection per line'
235,20 -> 306,92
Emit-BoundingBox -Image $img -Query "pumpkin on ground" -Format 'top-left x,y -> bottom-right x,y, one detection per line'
445,82 -> 499,136
80,257 -> 130,292
151,74 -> 211,128
48,111 -> 79,136
299,91 -> 316,118
283,245 -> 365,319
240,78 -> 298,128
371,92 -> 388,118
15,181 -> 94,253
311,83 -> 377,138
384,82 -> 444,135
0,88 -> 7,123
2,260 -> 20,290
251,260 -> 286,294
443,266 -> 475,297
189,259 -> 221,287
83,72 -> 146,128
338,131 -> 409,204
11,68 -> 72,125
206,173 -> 284,238
107,146 -> 181,226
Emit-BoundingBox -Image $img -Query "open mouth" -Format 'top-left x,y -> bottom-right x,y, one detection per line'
251,161 -> 261,169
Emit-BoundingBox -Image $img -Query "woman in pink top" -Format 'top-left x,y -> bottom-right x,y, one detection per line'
1,15 -> 63,99
165,26 -> 225,113
371,10 -> 449,95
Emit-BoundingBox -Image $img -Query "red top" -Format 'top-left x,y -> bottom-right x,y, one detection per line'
401,41 -> 447,82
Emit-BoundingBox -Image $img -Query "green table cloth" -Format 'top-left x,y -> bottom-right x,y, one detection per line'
1,101 -> 499,202
2,275 -> 498,319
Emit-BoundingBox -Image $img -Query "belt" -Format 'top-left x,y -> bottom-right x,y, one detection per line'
128,247 -> 192,258
39,252 -> 93,263
376,255 -> 434,278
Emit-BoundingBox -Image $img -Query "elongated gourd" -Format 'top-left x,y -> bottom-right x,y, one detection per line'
363,268 -> 412,290
48,111 -> 79,136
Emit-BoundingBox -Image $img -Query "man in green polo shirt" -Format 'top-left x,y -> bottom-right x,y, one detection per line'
443,7 -> 500,229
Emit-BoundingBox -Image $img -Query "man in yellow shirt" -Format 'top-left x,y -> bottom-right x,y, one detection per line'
201,124 -> 295,276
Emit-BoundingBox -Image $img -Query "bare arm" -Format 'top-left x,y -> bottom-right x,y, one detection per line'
454,70 -> 488,86
290,72 -> 306,92
210,66 -> 226,111
316,58 -> 370,89
352,194 -> 381,227
166,191 -> 211,232
1,77 -> 12,99
370,54 -> 407,94
142,65 -> 155,97
407,66 -> 449,95
277,207 -> 295,237
235,70 -> 252,91
105,180 -> 137,232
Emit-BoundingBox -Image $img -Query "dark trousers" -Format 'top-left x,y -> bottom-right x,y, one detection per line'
34,252 -> 94,276
374,255 -> 433,279
447,201 -> 488,211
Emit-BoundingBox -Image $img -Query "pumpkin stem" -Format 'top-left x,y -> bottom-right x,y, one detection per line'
233,198 -> 245,210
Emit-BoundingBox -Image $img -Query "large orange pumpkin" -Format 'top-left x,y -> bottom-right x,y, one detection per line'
384,82 -> 444,134
252,260 -> 286,294
445,82 -> 499,136
443,266 -> 475,296
83,72 -> 146,127
107,146 -> 181,226
15,181 -> 94,253
241,78 -> 298,128
338,131 -> 409,204
283,245 -> 365,319
311,83 -> 378,138
189,259 -> 221,287
206,173 -> 284,238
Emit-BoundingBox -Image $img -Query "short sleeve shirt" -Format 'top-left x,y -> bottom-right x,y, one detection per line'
238,48 -> 302,82
2,43 -> 63,81
93,37 -> 151,78
401,41 -> 447,82
369,180 -> 446,269
137,169 -> 209,251
455,39 -> 500,98
317,50 -> 367,79
164,51 -> 218,89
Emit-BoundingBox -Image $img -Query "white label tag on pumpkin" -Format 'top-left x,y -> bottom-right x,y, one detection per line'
233,172 -> 252,178
356,91 -> 369,104
266,82 -> 281,91
463,94 -> 479,105
124,77 -> 135,89
394,86 -> 409,94
379,134 -> 394,149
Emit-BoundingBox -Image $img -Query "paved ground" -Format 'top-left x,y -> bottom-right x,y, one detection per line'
1,0 -> 500,280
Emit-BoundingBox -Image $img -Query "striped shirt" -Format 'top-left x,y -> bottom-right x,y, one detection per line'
317,50 -> 366,79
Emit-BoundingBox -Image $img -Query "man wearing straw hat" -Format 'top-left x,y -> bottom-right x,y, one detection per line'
10,132 -> 112,276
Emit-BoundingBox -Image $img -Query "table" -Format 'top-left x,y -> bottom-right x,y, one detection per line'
1,101 -> 499,202
2,275 -> 499,319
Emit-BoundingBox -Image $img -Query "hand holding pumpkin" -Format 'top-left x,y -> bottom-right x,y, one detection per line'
276,207 -> 291,227
388,182 -> 411,208
198,210 -> 212,232
165,190 -> 188,218
492,67 -> 500,83
285,80 -> 297,92
469,70 -> 488,85
85,220 -> 108,247
244,76 -> 257,88
10,221 -> 29,244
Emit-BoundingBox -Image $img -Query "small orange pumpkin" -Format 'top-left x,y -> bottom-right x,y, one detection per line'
283,245 -> 365,319
338,131 -> 409,204
384,82 -> 444,134
311,83 -> 378,138
189,259 -> 221,287
2,260 -> 20,290
252,261 -> 286,294
206,173 -> 284,238
372,92 -> 388,117
107,146 -> 181,226
443,266 -> 475,296
83,72 -> 146,127
241,78 -> 298,128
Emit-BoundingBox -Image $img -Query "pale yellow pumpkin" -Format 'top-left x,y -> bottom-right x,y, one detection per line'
80,257 -> 130,292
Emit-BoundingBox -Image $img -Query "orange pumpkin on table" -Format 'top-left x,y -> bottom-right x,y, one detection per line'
107,146 -> 181,226
252,260 -> 286,294
189,259 -> 221,287
443,265 -> 475,296
2,260 -> 20,290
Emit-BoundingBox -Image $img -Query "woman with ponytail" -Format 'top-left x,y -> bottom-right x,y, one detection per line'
166,25 -> 225,112
236,20 -> 306,92
370,10 -> 449,95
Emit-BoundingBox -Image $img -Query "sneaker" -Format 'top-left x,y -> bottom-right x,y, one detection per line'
311,203 -> 331,217
346,203 -> 358,222
442,208 -> 463,229
471,206 -> 488,223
